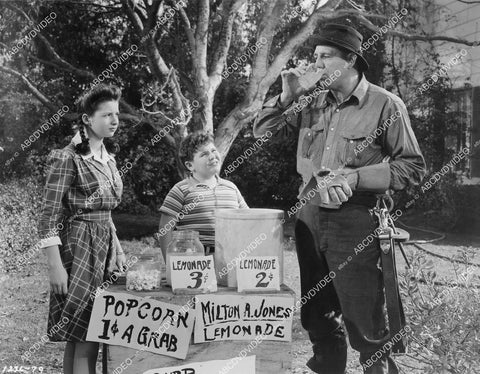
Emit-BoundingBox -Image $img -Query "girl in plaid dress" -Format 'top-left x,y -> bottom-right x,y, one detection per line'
38,84 -> 125,374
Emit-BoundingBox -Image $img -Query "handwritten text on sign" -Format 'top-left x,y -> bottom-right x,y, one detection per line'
142,355 -> 255,374
194,294 -> 294,343
236,256 -> 280,291
86,291 -> 194,359
170,255 -> 217,293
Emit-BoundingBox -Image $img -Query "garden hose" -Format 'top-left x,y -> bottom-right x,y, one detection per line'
396,220 -> 480,268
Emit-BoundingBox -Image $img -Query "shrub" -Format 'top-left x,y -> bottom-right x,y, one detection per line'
400,249 -> 480,373
395,173 -> 480,234
0,178 -> 42,272
221,132 -> 300,209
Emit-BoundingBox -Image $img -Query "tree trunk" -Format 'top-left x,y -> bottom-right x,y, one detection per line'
215,99 -> 265,159
193,87 -> 215,133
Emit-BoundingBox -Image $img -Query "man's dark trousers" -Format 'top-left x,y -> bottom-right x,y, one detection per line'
295,201 -> 399,374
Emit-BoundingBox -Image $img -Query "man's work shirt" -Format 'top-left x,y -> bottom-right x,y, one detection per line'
253,75 -> 425,198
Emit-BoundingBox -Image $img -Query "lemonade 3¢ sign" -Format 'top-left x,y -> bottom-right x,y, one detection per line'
170,255 -> 217,293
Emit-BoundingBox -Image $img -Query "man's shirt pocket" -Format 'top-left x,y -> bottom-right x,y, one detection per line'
341,125 -> 382,167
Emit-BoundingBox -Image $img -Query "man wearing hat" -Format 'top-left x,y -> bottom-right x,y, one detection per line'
253,24 -> 425,374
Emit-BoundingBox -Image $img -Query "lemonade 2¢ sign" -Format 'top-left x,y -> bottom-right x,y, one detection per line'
236,256 -> 280,292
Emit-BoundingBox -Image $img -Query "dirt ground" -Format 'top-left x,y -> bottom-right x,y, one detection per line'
1,221 -> 479,374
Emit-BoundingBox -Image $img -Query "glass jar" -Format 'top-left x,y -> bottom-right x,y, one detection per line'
126,253 -> 162,291
166,230 -> 205,286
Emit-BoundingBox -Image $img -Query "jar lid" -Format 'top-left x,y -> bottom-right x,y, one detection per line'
172,230 -> 200,239
215,208 -> 284,220
134,253 -> 160,261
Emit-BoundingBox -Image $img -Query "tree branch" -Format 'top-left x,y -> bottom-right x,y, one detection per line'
64,1 -> 122,9
6,3 -> 97,80
258,3 -> 327,94
0,64 -> 141,124
144,0 -> 164,35
36,34 -> 97,79
387,30 -> 479,46
209,0 -> 246,82
0,65 -> 68,115
177,5 -> 195,52
121,0 -> 187,115
249,0 -> 288,96
120,0 -> 145,35
195,0 -> 210,83
356,13 -> 480,47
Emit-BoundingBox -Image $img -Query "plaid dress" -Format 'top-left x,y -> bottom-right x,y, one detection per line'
38,142 -> 123,342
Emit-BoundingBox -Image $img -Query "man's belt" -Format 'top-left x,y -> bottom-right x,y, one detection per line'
368,195 -> 409,353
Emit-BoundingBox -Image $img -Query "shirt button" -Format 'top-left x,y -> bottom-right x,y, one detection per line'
321,166 -> 326,169
326,146 -> 330,150
330,127 -> 334,131
350,140 -> 354,143
335,108 -> 339,112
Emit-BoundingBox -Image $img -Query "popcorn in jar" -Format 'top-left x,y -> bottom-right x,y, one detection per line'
126,253 -> 162,291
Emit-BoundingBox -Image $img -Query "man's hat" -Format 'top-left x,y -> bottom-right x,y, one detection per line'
308,23 -> 369,72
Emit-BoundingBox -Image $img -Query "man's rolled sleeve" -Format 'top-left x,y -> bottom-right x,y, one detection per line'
381,100 -> 426,191
253,95 -> 299,139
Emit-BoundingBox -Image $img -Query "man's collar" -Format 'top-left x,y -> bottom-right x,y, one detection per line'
352,75 -> 369,108
71,131 -> 115,163
324,74 -> 369,108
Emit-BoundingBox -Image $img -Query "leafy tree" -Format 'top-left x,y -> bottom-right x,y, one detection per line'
0,0 -> 477,208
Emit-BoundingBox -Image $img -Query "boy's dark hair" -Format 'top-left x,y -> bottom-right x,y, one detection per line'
75,84 -> 122,155
179,131 -> 215,169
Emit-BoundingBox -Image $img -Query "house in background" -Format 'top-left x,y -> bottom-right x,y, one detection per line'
424,0 -> 480,182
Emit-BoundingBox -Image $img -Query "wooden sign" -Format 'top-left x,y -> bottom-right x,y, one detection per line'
142,355 -> 255,374
236,256 -> 280,292
194,294 -> 294,343
86,291 -> 195,359
170,255 -> 217,293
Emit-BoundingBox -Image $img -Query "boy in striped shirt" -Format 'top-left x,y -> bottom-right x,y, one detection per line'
158,132 -> 248,258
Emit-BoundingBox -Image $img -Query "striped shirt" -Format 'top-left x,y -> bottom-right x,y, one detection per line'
159,176 -> 248,246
